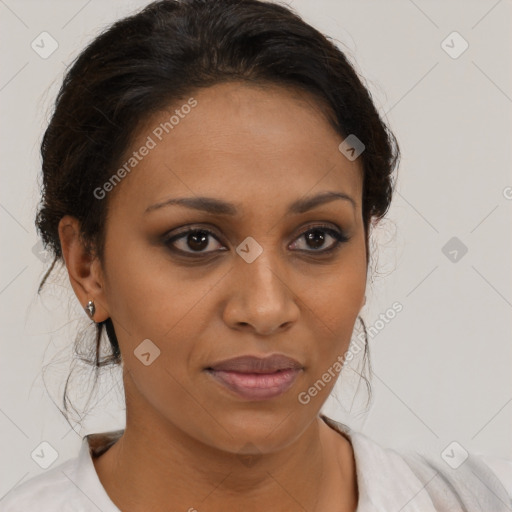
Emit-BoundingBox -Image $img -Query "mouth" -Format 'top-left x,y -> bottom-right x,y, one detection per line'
204,354 -> 303,401
205,368 -> 302,400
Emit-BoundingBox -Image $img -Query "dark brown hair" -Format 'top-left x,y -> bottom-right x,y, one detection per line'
35,0 -> 400,422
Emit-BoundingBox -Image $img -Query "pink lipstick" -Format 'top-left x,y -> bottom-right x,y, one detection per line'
205,354 -> 303,400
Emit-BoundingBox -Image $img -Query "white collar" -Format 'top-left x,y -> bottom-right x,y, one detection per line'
77,418 -> 509,512
77,420 -> 437,512
76,432 -> 122,511
320,415 -> 437,511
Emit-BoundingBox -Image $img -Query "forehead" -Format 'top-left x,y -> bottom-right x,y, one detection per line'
109,81 -> 363,215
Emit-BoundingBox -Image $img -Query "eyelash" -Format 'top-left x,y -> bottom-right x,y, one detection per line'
163,223 -> 349,258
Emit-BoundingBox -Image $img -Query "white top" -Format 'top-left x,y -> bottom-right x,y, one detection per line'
1,416 -> 511,512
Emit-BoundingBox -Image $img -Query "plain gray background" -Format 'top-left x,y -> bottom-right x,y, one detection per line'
1,0 -> 511,497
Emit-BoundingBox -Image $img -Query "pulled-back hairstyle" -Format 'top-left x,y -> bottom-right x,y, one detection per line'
35,0 -> 400,423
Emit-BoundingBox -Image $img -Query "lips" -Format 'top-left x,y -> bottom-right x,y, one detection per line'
206,354 -> 303,373
205,354 -> 303,401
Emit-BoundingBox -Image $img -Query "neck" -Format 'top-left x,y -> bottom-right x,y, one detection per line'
92,380 -> 357,512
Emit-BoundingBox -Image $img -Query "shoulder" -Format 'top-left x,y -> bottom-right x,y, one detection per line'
0,456 -> 81,511
0,430 -> 123,512
321,415 -> 512,511
400,445 -> 512,511
355,429 -> 512,511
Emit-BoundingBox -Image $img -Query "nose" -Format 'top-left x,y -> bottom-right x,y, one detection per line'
222,247 -> 300,336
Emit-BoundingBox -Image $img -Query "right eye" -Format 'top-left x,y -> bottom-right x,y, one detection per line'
164,227 -> 227,256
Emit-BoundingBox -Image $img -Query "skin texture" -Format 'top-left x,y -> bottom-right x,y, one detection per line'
58,81 -> 366,512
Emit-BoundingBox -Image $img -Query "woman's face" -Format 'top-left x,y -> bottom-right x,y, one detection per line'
96,81 -> 367,453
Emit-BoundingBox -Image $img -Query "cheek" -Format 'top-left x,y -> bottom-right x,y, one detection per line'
104,252 -> 222,407
300,263 -> 366,363
296,273 -> 366,409
302,251 -> 366,323
110,276 -> 216,429
103,228 -> 213,337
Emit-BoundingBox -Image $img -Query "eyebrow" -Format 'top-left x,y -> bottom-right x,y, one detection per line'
144,190 -> 356,216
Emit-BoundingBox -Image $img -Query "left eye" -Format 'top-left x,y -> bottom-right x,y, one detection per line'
165,225 -> 348,255
290,227 -> 348,252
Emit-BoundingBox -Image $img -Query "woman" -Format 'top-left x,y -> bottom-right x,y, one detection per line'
2,0 -> 510,510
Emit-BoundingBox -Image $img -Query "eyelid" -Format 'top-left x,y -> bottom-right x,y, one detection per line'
163,221 -> 349,257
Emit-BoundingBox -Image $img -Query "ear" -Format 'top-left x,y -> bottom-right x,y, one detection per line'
58,215 -> 110,323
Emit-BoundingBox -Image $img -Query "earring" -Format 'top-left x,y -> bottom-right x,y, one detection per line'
85,299 -> 96,319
